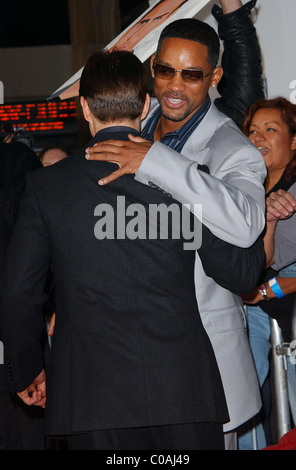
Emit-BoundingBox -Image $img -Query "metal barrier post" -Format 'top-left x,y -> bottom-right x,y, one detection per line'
270,317 -> 291,441
292,299 -> 296,341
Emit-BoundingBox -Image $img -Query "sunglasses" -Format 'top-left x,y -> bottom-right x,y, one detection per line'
153,63 -> 212,84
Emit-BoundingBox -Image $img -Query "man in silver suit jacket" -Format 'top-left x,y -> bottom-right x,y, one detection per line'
85,1 -> 266,449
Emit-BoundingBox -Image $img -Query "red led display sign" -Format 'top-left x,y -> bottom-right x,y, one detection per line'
0,100 -> 76,133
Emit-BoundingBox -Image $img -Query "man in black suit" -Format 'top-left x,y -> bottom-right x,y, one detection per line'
0,50 -> 264,450
0,138 -> 44,450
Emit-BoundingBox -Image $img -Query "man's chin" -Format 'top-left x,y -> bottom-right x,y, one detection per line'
161,109 -> 189,123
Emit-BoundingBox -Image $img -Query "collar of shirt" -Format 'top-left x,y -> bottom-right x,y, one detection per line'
95,126 -> 140,139
85,126 -> 140,150
141,95 -> 211,152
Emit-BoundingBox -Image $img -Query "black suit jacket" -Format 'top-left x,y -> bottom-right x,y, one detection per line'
0,141 -> 41,299
1,127 -> 264,436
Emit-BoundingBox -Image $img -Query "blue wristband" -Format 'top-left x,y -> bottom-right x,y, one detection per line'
268,277 -> 286,299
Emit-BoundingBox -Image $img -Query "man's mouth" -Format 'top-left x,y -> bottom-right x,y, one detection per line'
164,95 -> 187,109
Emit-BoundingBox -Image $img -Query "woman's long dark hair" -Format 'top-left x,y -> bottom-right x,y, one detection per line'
242,97 -> 296,181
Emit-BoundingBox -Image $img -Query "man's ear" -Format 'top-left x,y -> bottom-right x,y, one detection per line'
80,96 -> 91,123
141,93 -> 151,121
210,66 -> 223,88
150,54 -> 156,77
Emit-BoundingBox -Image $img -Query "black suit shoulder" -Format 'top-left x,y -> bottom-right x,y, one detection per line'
30,151 -> 119,192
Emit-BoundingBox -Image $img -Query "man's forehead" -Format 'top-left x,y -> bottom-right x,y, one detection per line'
157,38 -> 209,59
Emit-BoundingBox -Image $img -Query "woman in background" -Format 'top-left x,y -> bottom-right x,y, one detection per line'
238,97 -> 296,449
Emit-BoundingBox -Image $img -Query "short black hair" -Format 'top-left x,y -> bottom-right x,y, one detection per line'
156,18 -> 220,69
79,49 -> 148,122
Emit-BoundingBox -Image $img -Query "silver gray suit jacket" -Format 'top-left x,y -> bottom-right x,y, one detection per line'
136,100 -> 267,432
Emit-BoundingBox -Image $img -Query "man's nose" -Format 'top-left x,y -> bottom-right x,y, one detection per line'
167,71 -> 186,91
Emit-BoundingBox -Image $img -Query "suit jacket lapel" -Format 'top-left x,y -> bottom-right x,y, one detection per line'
181,104 -> 225,163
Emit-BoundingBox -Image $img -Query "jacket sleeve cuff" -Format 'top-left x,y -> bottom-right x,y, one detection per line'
212,0 -> 257,37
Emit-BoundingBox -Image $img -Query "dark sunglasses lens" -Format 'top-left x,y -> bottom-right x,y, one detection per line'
181,69 -> 204,82
154,64 -> 175,79
153,64 -> 205,83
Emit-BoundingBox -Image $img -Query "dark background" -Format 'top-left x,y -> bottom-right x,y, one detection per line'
0,0 -> 70,47
0,0 -> 149,48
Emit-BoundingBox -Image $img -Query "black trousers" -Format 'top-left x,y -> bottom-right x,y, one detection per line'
66,422 -> 225,450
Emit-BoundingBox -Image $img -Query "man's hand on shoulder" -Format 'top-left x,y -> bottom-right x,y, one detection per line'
85,134 -> 153,185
